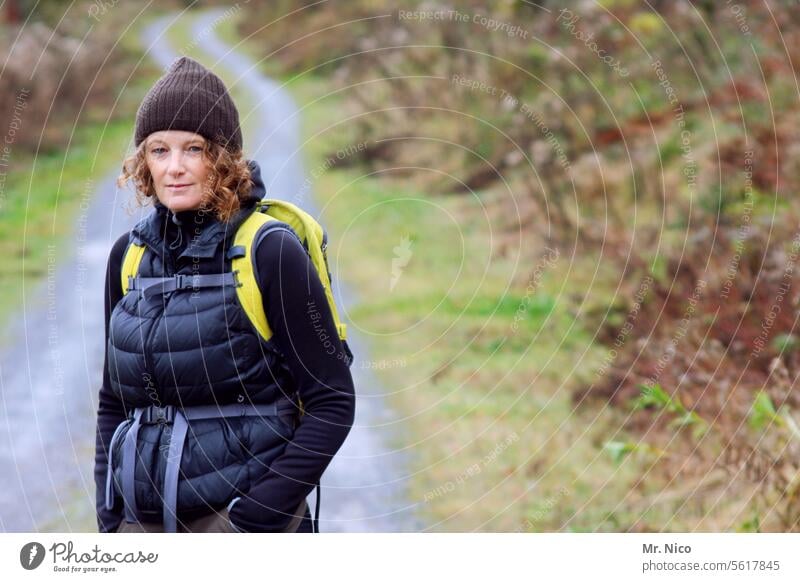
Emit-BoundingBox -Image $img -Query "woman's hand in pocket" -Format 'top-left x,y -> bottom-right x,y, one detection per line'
186,508 -> 239,533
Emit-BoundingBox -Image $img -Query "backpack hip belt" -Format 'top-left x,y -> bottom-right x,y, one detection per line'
106,399 -> 297,533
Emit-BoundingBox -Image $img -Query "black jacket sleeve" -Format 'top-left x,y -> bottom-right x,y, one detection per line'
227,228 -> 356,532
93,233 -> 131,533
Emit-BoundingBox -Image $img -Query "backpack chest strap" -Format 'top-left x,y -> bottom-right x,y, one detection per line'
127,272 -> 241,298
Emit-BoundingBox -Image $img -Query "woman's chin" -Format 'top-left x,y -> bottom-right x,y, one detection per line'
163,196 -> 202,213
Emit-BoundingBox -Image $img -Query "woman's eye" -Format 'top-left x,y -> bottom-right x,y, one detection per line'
188,146 -> 202,153
151,147 -> 166,155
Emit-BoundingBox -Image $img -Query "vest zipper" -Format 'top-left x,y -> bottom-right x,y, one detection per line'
139,239 -> 175,403
142,307 -> 164,401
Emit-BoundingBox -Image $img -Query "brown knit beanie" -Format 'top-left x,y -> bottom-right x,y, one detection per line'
134,56 -> 242,152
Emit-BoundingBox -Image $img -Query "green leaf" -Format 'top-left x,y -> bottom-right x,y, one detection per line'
633,383 -> 673,411
691,420 -> 710,440
772,333 -> 799,353
648,254 -> 668,283
749,391 -> 781,430
667,410 -> 708,439
604,441 -> 636,464
737,513 -> 761,533
629,13 -> 663,36
669,410 -> 697,428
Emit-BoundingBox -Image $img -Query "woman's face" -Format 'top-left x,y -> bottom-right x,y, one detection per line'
145,130 -> 210,213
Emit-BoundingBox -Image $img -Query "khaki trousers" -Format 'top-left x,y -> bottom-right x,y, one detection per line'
115,500 -> 308,533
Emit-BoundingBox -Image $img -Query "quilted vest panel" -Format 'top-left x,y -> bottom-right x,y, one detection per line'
106,204 -> 298,520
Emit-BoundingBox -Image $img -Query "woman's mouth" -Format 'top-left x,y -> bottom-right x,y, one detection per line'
167,184 -> 192,190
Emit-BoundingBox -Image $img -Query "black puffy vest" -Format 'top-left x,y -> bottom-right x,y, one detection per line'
107,202 -> 297,521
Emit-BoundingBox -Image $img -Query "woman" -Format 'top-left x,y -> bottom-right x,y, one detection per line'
93,57 -> 355,533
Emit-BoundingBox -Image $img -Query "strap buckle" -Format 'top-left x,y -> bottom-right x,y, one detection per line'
177,274 -> 203,290
175,273 -> 194,289
142,405 -> 176,425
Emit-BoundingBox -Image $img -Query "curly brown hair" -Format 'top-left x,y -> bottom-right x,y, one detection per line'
117,136 -> 253,223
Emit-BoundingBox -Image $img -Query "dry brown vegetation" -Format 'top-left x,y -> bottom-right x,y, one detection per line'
0,1 -> 164,161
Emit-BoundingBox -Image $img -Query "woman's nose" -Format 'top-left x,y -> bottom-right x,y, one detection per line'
167,151 -> 187,175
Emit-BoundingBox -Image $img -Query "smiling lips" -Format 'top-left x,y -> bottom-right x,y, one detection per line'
167,184 -> 192,189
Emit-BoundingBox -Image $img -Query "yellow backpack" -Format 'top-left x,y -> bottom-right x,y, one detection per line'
120,198 -> 354,390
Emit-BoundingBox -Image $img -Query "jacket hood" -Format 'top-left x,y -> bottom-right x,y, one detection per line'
247,158 -> 267,201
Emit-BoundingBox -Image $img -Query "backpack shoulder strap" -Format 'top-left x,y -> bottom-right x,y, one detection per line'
120,239 -> 146,295
232,211 -> 311,416
259,199 -> 348,344
231,210 -> 282,343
